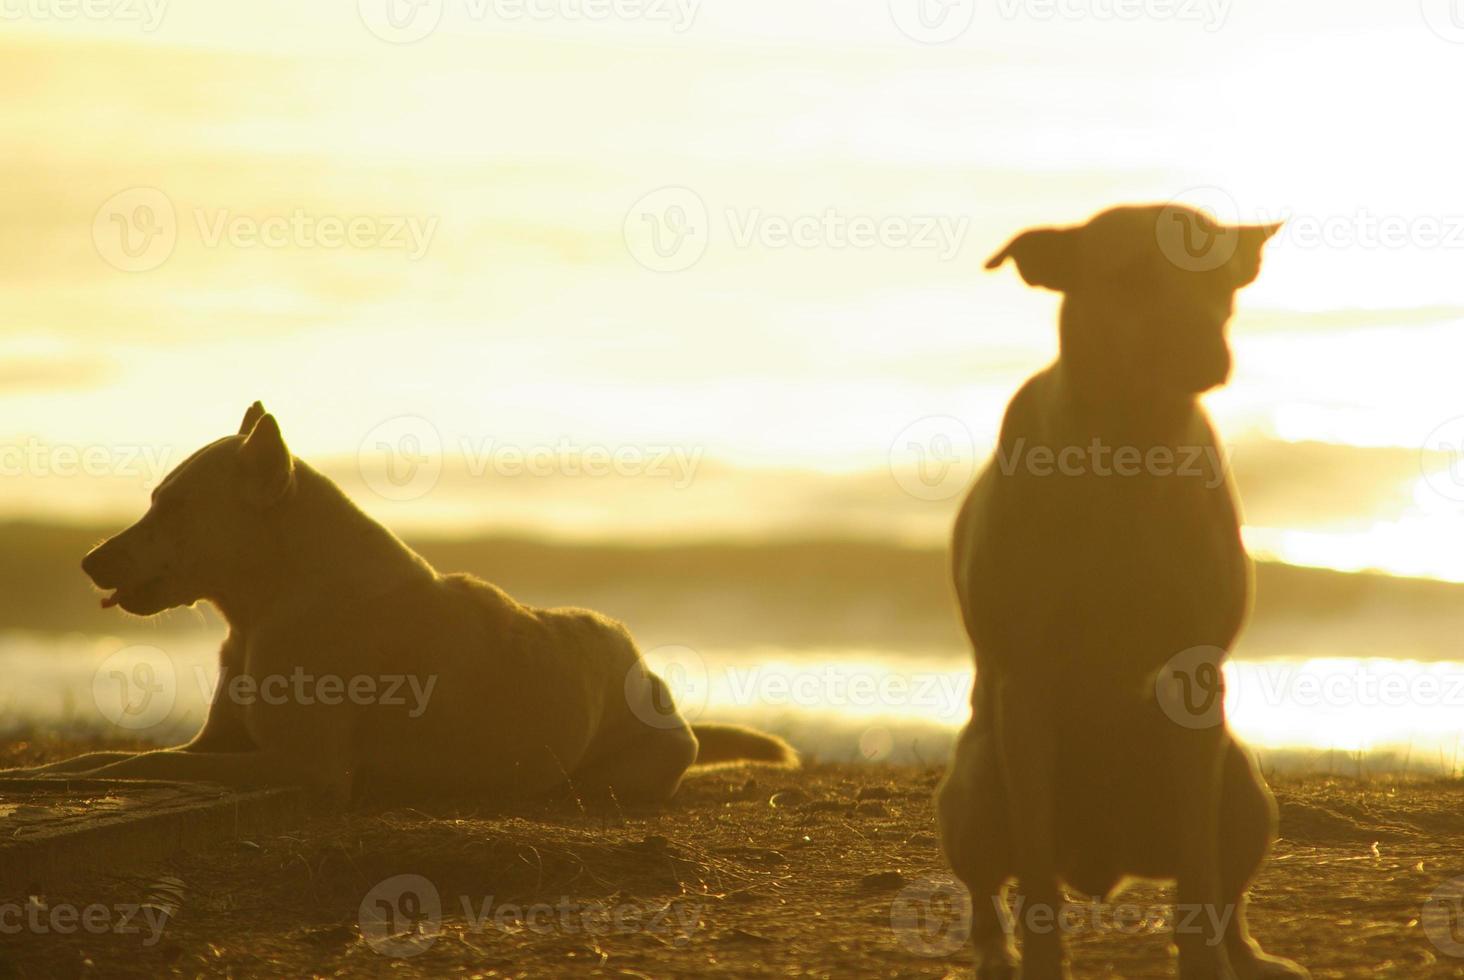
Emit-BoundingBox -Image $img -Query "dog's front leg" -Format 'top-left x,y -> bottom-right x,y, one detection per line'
1173,722 -> 1237,980
1,751 -> 147,775
83,749 -> 351,804
993,674 -> 1068,980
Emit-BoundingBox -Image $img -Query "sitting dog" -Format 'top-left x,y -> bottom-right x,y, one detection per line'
935,206 -> 1306,979
7,404 -> 793,804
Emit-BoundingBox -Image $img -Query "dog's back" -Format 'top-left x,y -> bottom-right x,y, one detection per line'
344,571 -> 655,798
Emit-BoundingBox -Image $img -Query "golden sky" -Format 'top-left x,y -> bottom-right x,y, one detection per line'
4,2 -> 1464,575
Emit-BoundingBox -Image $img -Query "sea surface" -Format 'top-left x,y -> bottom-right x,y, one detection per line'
5,631 -> 1461,776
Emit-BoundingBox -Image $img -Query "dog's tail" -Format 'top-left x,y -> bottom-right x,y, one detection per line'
691,723 -> 799,768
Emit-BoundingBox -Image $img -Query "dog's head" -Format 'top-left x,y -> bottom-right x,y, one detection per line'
986,204 -> 1280,395
82,402 -> 296,615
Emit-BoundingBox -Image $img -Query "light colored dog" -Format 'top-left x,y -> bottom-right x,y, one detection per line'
7,404 -> 793,804
935,206 -> 1306,979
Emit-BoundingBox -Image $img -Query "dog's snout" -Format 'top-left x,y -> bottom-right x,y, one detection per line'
82,542 -> 129,588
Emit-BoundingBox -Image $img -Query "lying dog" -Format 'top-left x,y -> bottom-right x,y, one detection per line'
935,206 -> 1306,979
7,405 -> 793,804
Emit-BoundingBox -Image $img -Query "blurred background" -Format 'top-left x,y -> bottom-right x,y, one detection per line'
4,1 -> 1464,772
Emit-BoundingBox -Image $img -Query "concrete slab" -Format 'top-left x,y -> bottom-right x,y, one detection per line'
0,778 -> 303,895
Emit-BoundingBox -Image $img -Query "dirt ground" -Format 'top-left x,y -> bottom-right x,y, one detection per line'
3,737 -> 1464,979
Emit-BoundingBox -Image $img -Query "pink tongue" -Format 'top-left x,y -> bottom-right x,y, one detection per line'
100,592 -> 120,609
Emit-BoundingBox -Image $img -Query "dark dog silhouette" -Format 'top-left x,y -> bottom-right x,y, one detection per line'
936,205 -> 1306,979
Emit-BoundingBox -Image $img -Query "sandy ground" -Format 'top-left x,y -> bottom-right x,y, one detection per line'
3,737 -> 1464,979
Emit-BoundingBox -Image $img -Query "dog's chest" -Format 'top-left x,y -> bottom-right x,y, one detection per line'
955,437 -> 1248,669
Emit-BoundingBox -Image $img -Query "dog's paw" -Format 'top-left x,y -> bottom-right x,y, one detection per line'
971,940 -> 1020,980
1233,951 -> 1309,980
1008,952 -> 1070,980
1177,948 -> 1240,980
972,959 -> 1018,980
972,955 -> 1018,978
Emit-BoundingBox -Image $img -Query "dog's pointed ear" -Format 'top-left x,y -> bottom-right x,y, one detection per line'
239,401 -> 266,436
985,227 -> 1081,292
1227,222 -> 1282,287
238,413 -> 294,505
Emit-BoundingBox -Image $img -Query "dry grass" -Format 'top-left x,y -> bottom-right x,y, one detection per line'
3,740 -> 1464,978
